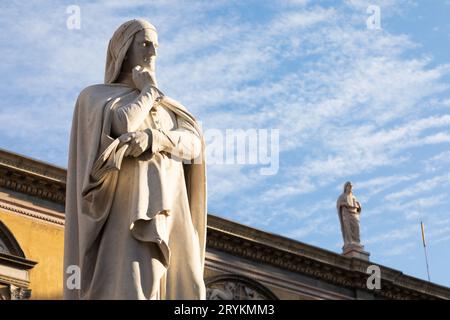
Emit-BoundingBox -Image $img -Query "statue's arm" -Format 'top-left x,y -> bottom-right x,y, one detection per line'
111,86 -> 160,136
149,115 -> 201,161
356,200 -> 362,212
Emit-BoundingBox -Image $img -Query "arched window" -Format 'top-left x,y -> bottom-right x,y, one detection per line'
0,221 -> 25,257
205,274 -> 278,300
0,239 -> 7,254
0,221 -> 36,300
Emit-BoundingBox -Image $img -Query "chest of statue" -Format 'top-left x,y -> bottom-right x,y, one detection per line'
141,104 -> 177,132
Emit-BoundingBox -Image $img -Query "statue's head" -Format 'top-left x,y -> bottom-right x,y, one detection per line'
343,181 -> 353,194
122,28 -> 158,74
104,19 -> 158,84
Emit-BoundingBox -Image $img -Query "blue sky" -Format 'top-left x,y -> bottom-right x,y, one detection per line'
1,0 -> 449,288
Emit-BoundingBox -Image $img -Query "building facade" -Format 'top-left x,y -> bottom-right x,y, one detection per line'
0,148 -> 449,300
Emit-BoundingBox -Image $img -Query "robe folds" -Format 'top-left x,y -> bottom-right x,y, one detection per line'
63,83 -> 207,300
336,193 -> 361,246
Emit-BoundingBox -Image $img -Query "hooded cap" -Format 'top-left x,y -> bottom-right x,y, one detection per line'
104,19 -> 157,84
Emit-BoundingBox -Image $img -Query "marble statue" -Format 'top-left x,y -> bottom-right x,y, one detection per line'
336,182 -> 364,255
64,19 -> 207,299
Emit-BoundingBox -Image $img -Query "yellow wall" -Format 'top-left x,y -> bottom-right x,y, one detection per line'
0,209 -> 64,300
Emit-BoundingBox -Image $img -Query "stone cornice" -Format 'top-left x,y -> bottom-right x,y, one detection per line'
0,198 -> 65,226
0,149 -> 66,205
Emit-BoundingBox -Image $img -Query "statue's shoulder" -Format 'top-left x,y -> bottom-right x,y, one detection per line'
78,84 -> 108,97
161,96 -> 185,109
160,96 -> 193,116
77,84 -> 131,101
76,84 -> 133,109
337,193 -> 346,204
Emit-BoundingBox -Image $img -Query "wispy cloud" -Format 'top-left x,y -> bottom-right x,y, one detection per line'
355,174 -> 419,201
385,172 -> 450,201
365,224 -> 418,245
384,242 -> 416,257
425,151 -> 450,173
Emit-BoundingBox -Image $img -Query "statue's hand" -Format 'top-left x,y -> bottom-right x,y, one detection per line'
119,130 -> 152,157
132,66 -> 157,91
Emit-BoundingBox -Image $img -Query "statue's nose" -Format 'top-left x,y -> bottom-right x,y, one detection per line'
147,43 -> 157,56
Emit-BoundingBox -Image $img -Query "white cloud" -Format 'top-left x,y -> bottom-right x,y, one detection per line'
425,151 -> 450,172
356,175 -> 417,190
365,224 -> 418,245
286,214 -> 334,238
271,8 -> 335,32
282,0 -> 309,6
355,174 -> 419,198
384,242 -> 416,256
260,177 -> 315,202
385,172 -> 450,201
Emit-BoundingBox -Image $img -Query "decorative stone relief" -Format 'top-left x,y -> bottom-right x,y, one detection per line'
206,275 -> 277,300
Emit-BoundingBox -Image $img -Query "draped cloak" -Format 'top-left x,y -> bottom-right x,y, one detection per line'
63,19 -> 207,300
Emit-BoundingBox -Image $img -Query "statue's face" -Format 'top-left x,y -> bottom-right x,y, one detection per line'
123,29 -> 158,72
345,183 -> 353,194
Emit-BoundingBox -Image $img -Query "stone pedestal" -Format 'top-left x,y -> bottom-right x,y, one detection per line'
342,244 -> 370,261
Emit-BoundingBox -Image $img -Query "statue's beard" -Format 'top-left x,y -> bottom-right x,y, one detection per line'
142,57 -> 156,72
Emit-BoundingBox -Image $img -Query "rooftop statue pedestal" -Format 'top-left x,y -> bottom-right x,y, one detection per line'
342,243 -> 370,261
